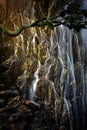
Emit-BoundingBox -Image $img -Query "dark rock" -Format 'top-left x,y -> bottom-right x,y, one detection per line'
0,84 -> 7,91
0,90 -> 19,99
23,100 -> 40,111
0,106 -> 8,113
59,125 -> 65,130
0,98 -> 6,108
31,103 -> 55,130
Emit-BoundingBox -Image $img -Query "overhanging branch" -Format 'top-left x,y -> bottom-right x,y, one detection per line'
0,20 -> 40,37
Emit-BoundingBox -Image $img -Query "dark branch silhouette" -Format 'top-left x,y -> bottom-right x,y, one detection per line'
0,1 -> 87,38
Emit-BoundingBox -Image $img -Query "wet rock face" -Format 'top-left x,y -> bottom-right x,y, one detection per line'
0,1 -> 69,130
0,90 -> 68,130
0,92 -> 55,130
34,0 -> 66,18
34,0 -> 51,18
0,0 -> 66,20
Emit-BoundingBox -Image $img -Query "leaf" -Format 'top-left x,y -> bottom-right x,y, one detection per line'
37,21 -> 47,27
59,10 -> 66,17
82,10 -> 87,17
46,21 -> 54,30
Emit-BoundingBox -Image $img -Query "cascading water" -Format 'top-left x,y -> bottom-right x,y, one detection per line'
12,24 -> 87,130
55,24 -> 87,130
4,0 -> 87,130
30,60 -> 41,101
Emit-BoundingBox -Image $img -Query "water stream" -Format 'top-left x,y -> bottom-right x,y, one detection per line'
6,1 -> 87,130
13,23 -> 87,129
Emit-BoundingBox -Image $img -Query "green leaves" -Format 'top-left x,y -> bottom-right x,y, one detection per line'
32,19 -> 54,30
37,20 -> 58,30
82,10 -> 87,17
66,1 -> 81,14
0,0 -> 87,38
45,21 -> 54,30
56,1 -> 87,31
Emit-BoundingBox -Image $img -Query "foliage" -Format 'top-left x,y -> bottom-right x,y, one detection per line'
0,1 -> 87,39
58,1 -> 87,31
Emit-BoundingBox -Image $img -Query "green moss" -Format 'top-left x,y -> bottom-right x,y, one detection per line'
38,44 -> 48,64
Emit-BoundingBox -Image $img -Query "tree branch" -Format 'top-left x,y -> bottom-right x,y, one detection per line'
0,0 -> 87,38
0,20 -> 40,37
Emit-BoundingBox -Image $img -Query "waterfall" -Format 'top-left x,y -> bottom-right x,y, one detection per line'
54,25 -> 87,130
4,1 -> 87,130
9,19 -> 87,130
30,60 -> 41,101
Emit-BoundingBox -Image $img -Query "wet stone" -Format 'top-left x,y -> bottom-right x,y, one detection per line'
59,125 -> 66,130
0,84 -> 7,91
0,98 -> 6,108
0,90 -> 19,99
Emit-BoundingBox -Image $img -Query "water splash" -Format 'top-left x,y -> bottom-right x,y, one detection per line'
30,60 -> 41,101
64,98 -> 73,130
